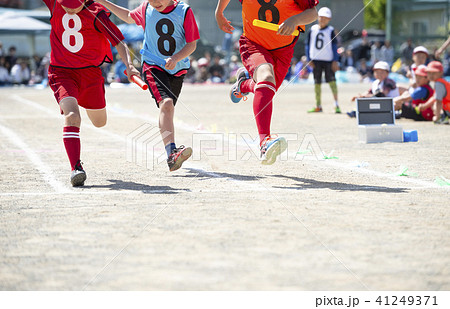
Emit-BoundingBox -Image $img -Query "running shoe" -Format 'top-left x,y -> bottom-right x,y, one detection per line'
260,135 -> 288,165
71,160 -> 86,187
167,145 -> 192,171
434,115 -> 449,125
230,67 -> 250,103
307,106 -> 323,113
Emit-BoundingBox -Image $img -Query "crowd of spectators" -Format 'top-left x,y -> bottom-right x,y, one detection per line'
0,43 -> 50,86
1,35 -> 449,88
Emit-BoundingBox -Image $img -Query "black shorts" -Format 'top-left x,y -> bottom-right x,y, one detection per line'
400,103 -> 426,121
143,67 -> 185,107
312,60 -> 336,84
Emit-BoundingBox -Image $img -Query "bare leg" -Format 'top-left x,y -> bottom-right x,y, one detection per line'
60,97 -> 81,127
86,108 -> 107,128
158,98 -> 175,146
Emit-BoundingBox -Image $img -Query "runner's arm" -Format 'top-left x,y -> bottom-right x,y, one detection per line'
114,41 -> 139,81
278,7 -> 318,36
96,0 -> 135,24
215,0 -> 234,34
165,41 -> 198,71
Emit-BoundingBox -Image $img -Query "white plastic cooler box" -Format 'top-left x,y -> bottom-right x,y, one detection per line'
356,97 -> 403,143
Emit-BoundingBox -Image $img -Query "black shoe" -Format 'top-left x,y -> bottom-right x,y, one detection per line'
71,160 -> 86,187
167,145 -> 192,171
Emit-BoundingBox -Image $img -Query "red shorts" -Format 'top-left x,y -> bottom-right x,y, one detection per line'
48,66 -> 106,113
239,35 -> 296,90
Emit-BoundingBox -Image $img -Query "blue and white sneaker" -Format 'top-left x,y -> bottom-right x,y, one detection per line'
260,135 -> 288,165
230,67 -> 250,103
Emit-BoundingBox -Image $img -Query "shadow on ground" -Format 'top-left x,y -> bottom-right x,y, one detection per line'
173,167 -> 265,181
271,175 -> 409,193
83,179 -> 191,194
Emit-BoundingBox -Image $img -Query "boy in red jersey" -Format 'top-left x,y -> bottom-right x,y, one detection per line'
216,0 -> 318,165
43,0 -> 139,186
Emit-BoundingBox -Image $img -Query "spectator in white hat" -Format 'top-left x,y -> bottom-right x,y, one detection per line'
406,46 -> 429,89
347,61 -> 399,117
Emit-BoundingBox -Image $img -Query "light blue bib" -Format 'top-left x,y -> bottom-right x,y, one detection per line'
142,1 -> 190,75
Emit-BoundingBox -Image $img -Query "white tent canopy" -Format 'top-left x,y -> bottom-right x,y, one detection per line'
0,12 -> 51,33
0,12 -> 51,57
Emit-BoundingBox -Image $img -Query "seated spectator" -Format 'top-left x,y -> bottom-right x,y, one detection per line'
394,65 -> 434,121
352,61 -> 399,100
185,56 -> 197,83
196,57 -> 209,83
0,56 -> 11,86
5,46 -> 17,72
340,49 -> 355,70
406,46 -> 428,89
358,59 -> 372,82
348,61 -> 399,117
10,59 -> 30,85
294,55 -> 312,80
423,61 -> 450,124
36,52 -> 50,85
208,54 -> 225,83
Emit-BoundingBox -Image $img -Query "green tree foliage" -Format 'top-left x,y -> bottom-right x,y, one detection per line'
364,0 -> 386,30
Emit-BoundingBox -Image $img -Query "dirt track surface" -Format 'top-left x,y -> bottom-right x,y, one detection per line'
0,83 -> 449,290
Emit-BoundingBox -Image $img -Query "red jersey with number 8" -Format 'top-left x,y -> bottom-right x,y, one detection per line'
45,0 -> 116,68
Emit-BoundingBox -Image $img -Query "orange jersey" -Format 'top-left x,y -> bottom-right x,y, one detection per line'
241,0 -> 315,50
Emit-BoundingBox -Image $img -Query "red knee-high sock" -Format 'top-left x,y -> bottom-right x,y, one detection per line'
240,79 -> 256,93
63,126 -> 80,170
253,81 -> 276,145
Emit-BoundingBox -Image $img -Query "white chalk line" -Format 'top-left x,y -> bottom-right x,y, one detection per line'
0,121 -> 69,194
11,95 -> 269,193
11,94 -> 445,191
0,187 -> 286,197
6,95 -> 261,195
108,99 -> 443,190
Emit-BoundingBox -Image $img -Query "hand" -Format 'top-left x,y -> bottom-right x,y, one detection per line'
165,57 -> 177,71
332,61 -> 339,72
126,65 -> 140,83
215,13 -> 234,34
309,61 -> 315,69
278,16 -> 297,36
